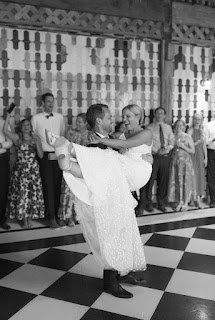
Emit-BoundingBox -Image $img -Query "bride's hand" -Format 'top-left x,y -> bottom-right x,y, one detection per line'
141,153 -> 153,165
88,133 -> 101,144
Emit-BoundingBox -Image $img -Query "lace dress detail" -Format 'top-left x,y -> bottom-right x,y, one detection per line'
63,143 -> 152,275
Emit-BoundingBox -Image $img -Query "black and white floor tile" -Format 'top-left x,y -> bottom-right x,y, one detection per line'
1,208 -> 215,320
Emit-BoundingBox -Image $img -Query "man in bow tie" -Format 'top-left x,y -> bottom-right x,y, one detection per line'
31,92 -> 65,229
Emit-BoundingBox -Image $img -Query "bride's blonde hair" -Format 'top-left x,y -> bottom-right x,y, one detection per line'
122,104 -> 144,126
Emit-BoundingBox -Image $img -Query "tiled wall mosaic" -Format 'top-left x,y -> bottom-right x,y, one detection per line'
173,44 -> 215,125
0,27 -> 160,126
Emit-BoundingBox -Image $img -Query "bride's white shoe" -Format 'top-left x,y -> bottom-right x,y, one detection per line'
45,129 -> 60,147
45,130 -> 76,170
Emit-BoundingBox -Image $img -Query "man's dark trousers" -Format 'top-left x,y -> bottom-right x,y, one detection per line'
39,152 -> 62,220
138,153 -> 171,208
207,149 -> 215,204
0,152 -> 10,223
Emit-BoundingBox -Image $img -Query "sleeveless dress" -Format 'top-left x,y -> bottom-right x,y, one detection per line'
7,142 -> 45,221
168,138 -> 196,204
62,142 -> 152,276
191,128 -> 206,197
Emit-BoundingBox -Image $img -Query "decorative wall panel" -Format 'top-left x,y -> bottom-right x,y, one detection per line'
0,2 -> 162,40
173,44 -> 215,125
174,0 -> 215,7
0,0 -> 169,22
0,26 -> 160,126
172,23 -> 215,45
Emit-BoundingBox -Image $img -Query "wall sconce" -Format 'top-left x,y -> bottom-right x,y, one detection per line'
200,79 -> 211,101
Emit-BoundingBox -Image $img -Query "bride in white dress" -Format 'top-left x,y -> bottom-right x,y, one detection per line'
48,105 -> 153,277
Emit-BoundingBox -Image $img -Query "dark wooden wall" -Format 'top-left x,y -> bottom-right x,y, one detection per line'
0,0 -> 170,21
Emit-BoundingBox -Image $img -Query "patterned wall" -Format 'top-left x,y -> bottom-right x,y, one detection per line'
173,44 -> 215,126
0,26 -> 160,126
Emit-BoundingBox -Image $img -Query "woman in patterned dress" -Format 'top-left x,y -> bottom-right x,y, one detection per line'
168,119 -> 196,212
187,114 -> 207,207
3,112 -> 45,229
58,113 -> 90,226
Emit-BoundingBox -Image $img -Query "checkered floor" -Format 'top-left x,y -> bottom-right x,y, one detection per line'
1,209 -> 215,320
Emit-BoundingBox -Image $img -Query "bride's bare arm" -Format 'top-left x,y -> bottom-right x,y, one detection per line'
89,129 -> 152,149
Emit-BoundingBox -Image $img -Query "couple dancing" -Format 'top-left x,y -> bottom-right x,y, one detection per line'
46,103 -> 153,299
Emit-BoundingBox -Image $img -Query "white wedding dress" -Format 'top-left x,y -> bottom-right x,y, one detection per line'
62,142 -> 152,275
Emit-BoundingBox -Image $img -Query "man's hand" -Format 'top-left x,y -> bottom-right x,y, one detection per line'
141,153 -> 153,165
88,133 -> 101,144
158,148 -> 169,155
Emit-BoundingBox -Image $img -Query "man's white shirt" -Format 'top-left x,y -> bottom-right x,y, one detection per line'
0,117 -> 13,154
31,112 -> 65,152
204,120 -> 215,150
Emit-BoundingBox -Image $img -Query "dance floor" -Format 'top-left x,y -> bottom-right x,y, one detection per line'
1,208 -> 215,320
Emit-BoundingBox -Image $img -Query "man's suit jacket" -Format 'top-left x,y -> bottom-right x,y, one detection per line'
87,133 -> 113,149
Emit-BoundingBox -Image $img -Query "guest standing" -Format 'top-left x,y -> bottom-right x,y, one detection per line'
136,107 -> 174,215
187,114 -> 207,207
58,113 -> 90,226
4,113 -> 44,228
0,117 -> 12,230
168,120 -> 196,212
204,113 -> 215,207
31,93 -> 65,228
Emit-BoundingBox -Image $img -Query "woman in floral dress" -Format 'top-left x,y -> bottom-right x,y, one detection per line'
168,120 -> 196,212
187,114 -> 207,207
58,113 -> 90,226
3,112 -> 44,228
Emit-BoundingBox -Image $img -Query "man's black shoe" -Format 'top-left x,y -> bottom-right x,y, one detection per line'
157,205 -> 166,212
146,204 -> 154,212
117,274 -> 146,285
135,206 -> 144,217
209,202 -> 215,208
0,222 -> 11,230
103,270 -> 133,299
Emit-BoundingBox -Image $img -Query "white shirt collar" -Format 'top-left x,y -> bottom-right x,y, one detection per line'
43,112 -> 54,116
95,132 -> 107,138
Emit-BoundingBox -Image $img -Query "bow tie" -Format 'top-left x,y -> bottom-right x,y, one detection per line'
46,113 -> 53,119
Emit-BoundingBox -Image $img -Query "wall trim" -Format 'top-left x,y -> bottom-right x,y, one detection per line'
0,1 -> 162,39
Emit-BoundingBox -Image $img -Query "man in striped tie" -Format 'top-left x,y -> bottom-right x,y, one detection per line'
136,107 -> 174,215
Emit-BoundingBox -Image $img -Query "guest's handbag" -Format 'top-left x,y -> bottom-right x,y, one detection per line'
7,103 -> 16,114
